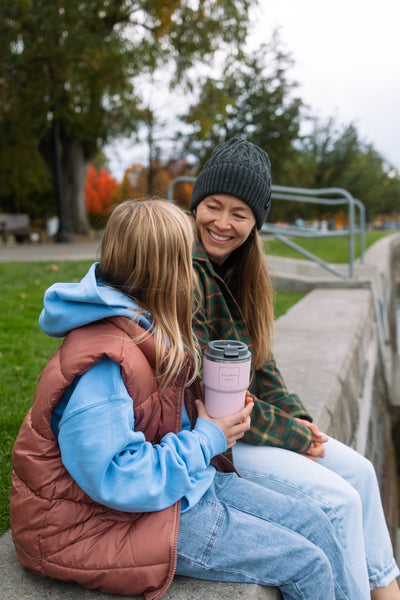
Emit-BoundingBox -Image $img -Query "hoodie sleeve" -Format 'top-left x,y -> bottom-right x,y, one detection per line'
57,357 -> 226,513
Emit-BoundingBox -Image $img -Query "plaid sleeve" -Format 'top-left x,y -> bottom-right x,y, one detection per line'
244,393 -> 313,452
256,354 -> 312,419
242,354 -> 313,452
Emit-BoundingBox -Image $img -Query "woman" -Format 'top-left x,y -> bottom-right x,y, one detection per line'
189,137 -> 400,599
10,199 -> 366,599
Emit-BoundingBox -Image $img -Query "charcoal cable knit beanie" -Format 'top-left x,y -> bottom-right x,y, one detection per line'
190,137 -> 272,229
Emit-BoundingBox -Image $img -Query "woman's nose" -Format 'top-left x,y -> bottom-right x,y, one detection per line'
214,212 -> 231,229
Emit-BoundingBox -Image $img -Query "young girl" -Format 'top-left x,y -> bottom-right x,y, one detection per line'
11,199 -> 368,599
189,137 -> 400,599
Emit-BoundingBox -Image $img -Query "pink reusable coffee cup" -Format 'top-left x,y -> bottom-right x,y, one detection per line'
203,340 -> 251,418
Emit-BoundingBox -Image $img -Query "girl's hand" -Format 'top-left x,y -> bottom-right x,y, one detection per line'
195,395 -> 254,449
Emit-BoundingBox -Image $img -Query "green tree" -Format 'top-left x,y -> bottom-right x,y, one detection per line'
291,118 -> 400,222
177,32 -> 303,183
0,0 -> 253,233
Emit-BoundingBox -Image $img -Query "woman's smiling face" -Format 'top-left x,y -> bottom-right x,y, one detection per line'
195,194 -> 256,265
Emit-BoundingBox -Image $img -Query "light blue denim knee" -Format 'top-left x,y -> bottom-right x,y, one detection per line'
232,436 -> 400,591
176,472 -> 369,599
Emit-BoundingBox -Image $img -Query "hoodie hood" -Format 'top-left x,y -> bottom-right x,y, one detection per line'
39,263 -> 152,337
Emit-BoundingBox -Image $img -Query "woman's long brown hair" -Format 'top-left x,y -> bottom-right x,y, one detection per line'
224,230 -> 274,370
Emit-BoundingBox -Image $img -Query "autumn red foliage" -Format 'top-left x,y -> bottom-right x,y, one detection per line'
85,165 -> 117,217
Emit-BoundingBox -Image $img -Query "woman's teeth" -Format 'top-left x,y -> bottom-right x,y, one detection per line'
209,231 -> 230,242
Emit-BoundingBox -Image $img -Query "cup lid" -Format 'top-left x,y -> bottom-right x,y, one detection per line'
204,340 -> 251,361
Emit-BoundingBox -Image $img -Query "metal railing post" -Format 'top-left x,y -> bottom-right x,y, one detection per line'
167,177 -> 196,202
354,199 -> 366,264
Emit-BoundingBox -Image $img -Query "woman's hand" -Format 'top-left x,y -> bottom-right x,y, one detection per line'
295,418 -> 328,462
195,394 -> 254,449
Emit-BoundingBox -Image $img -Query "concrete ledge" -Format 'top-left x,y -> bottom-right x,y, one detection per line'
270,233 -> 400,408
273,288 -> 374,446
0,530 -> 281,600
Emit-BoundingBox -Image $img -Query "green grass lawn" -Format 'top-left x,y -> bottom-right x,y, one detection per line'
264,231 -> 388,263
0,231 -> 391,534
273,291 -> 305,319
0,260 -> 93,534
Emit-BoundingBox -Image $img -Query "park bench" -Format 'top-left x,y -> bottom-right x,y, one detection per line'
0,213 -> 32,244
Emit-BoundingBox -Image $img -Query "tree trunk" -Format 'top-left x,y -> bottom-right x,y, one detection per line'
63,141 -> 90,235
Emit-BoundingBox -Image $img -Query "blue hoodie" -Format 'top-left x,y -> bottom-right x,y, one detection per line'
40,263 -> 226,513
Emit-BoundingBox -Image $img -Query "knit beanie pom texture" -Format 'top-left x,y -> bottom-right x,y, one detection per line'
190,137 -> 272,229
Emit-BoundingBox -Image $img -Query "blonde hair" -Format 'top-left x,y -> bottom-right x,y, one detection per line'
98,199 -> 200,389
224,230 -> 274,370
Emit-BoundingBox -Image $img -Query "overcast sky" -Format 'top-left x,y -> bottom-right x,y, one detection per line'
106,0 -> 400,179
253,0 -> 400,169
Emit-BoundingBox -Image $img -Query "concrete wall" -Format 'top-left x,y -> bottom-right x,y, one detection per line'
2,234 -> 400,600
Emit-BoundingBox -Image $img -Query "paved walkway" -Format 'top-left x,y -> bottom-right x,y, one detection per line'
0,238 -> 101,262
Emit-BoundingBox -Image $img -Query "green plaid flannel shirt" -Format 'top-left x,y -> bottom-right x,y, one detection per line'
193,240 -> 313,454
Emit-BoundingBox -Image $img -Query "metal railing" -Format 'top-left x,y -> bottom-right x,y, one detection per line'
167,178 -> 366,278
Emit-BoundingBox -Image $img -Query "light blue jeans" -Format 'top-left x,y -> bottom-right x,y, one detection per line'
231,437 -> 400,591
176,472 -> 369,599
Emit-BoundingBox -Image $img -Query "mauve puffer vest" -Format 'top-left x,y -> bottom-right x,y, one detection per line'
10,316 -> 200,599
